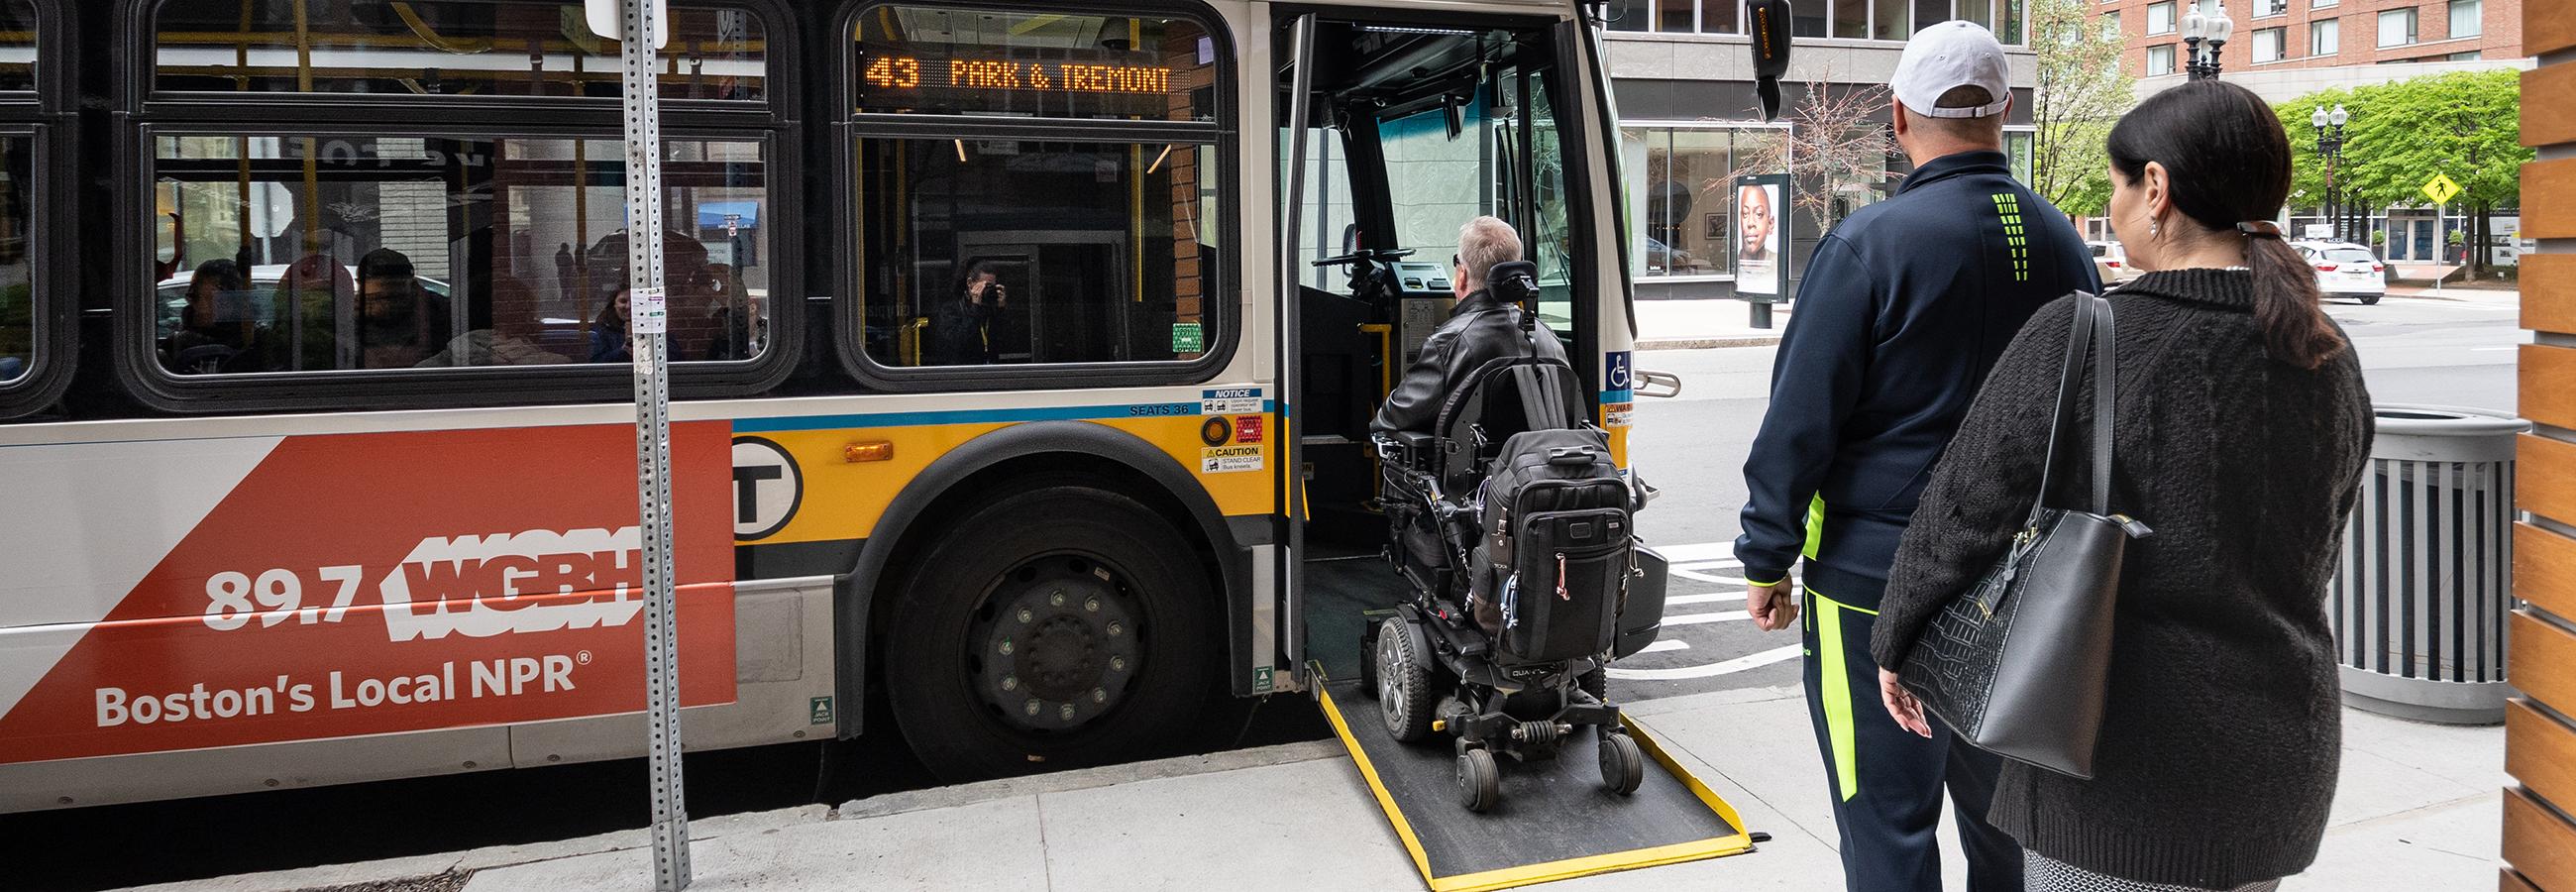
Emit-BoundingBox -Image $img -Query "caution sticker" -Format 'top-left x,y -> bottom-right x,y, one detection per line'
1201,445 -> 1264,474
631,286 -> 668,335
1201,388 -> 1262,415
1604,402 -> 1635,429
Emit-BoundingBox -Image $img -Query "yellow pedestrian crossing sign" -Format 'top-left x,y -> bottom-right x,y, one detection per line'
2422,173 -> 2461,205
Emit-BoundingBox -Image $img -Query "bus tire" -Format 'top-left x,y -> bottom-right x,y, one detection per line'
883,484 -> 1220,782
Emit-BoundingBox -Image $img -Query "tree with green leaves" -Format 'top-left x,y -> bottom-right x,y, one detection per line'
2024,0 -> 2133,217
2276,69 -> 2527,273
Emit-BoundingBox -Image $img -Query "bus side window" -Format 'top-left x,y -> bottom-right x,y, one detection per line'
849,6 -> 1226,374
150,135 -> 774,375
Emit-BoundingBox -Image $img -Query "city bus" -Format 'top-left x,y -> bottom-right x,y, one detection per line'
0,0 -> 1651,809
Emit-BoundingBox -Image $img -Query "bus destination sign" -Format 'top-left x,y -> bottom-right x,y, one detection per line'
864,56 -> 1175,95
855,50 -> 1187,119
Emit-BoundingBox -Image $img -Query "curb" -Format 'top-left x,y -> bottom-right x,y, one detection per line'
1636,335 -> 1783,350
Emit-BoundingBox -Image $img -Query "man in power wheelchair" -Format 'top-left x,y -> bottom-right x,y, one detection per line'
1363,218 -> 1667,812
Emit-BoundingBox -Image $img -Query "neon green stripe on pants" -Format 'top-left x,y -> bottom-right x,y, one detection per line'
1811,586 -> 1878,803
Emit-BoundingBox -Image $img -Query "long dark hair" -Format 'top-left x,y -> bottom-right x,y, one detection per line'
2106,80 -> 2345,370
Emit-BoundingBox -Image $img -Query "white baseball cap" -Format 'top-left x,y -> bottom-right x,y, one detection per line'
1891,21 -> 2011,119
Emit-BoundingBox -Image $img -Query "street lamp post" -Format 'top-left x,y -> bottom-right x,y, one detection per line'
2311,103 -> 2349,241
2182,1 -> 2233,80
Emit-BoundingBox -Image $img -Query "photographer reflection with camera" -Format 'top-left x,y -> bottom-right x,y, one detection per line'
928,258 -> 1008,366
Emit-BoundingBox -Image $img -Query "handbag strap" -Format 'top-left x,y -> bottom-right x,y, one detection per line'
2027,293 -> 2116,525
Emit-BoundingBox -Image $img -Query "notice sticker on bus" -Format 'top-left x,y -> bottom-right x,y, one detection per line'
1201,445 -> 1263,474
1200,388 -> 1261,415
631,286 -> 669,335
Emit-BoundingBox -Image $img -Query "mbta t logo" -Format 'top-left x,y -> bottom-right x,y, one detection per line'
730,435 -> 803,541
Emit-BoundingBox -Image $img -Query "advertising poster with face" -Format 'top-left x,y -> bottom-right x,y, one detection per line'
1733,175 -> 1788,297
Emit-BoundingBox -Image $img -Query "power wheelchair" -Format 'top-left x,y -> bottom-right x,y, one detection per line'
1361,264 -> 1668,812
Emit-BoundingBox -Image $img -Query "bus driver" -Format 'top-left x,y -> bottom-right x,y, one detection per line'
1370,215 -> 1568,632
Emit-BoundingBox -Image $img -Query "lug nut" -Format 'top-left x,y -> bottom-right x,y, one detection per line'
1024,699 -> 1041,716
999,638 -> 1014,655
1111,656 -> 1127,671
1003,676 -> 1020,692
1018,608 -> 1033,623
1106,621 -> 1124,636
1058,704 -> 1076,721
1092,688 -> 1108,703
1085,598 -> 1100,613
1049,591 -> 1066,607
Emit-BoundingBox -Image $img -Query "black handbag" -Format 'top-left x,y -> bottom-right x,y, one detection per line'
1898,292 -> 2150,780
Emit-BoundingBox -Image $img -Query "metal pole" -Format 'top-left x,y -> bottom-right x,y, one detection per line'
609,0 -> 690,888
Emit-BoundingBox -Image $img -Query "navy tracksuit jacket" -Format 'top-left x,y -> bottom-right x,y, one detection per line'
1734,150 -> 2098,602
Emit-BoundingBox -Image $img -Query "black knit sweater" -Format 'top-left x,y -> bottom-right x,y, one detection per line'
1869,270 -> 2374,887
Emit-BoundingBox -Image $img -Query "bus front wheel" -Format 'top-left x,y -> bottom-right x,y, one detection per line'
883,485 -> 1220,782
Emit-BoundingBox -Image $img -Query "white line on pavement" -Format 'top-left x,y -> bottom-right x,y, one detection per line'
1608,644 -> 1802,681
1653,542 -> 1740,563
1663,610 -> 1752,626
1665,592 -> 1745,606
1672,568 -> 1747,585
1637,639 -> 1690,654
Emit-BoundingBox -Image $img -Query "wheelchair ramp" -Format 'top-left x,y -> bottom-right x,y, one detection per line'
1314,668 -> 1757,892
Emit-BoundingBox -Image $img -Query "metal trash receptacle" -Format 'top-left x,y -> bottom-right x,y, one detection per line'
2328,404 -> 2528,725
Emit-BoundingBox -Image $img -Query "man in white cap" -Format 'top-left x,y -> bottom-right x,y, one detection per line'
1732,21 -> 2097,892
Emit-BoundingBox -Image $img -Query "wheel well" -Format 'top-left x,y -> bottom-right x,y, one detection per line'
864,453 -> 1225,661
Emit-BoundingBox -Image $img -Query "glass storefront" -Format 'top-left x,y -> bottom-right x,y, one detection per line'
1618,124 -> 2037,294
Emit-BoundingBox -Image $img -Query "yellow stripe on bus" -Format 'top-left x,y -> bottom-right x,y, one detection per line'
746,414 -> 1277,546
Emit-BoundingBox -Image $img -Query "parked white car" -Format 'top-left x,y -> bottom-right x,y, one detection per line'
2290,240 -> 2386,305
2086,240 -> 2141,283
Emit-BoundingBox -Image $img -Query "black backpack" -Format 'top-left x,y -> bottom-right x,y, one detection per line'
1476,425 -> 1632,664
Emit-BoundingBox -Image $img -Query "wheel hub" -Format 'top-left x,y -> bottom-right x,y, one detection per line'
972,558 -> 1143,732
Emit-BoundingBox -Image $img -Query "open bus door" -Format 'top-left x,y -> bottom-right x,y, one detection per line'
1274,7 -> 1772,888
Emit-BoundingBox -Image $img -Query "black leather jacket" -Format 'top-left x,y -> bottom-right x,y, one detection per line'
1370,288 -> 1569,434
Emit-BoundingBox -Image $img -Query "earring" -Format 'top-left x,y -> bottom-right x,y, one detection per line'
2149,220 -> 2159,237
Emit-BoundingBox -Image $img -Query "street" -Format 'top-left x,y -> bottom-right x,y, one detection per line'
1610,289 -> 2525,704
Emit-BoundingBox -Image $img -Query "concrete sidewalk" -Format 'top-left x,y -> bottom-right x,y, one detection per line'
142,688 -> 2505,892
1634,299 -> 1790,350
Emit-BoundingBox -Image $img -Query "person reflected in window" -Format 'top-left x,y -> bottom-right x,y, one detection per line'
165,259 -> 259,374
590,286 -> 634,364
356,247 -> 435,369
268,253 -> 355,372
927,259 -> 1004,366
701,264 -> 765,361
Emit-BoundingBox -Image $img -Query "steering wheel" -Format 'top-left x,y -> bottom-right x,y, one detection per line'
172,343 -> 239,374
1309,247 -> 1415,269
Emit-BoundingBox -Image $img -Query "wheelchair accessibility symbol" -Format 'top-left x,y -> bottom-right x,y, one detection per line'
1605,351 -> 1633,393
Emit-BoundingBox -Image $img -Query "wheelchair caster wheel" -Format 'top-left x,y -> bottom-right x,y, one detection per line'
1457,747 -> 1502,812
1598,730 -> 1644,796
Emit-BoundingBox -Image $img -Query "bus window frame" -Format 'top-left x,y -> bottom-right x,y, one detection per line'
830,0 -> 1241,392
0,0 -> 71,421
137,0 -> 788,128
109,0 -> 805,415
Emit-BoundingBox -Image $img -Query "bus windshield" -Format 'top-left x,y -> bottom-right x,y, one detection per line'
1376,65 -> 1574,327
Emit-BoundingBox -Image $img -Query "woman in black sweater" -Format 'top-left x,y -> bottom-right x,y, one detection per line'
1868,81 -> 2374,890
